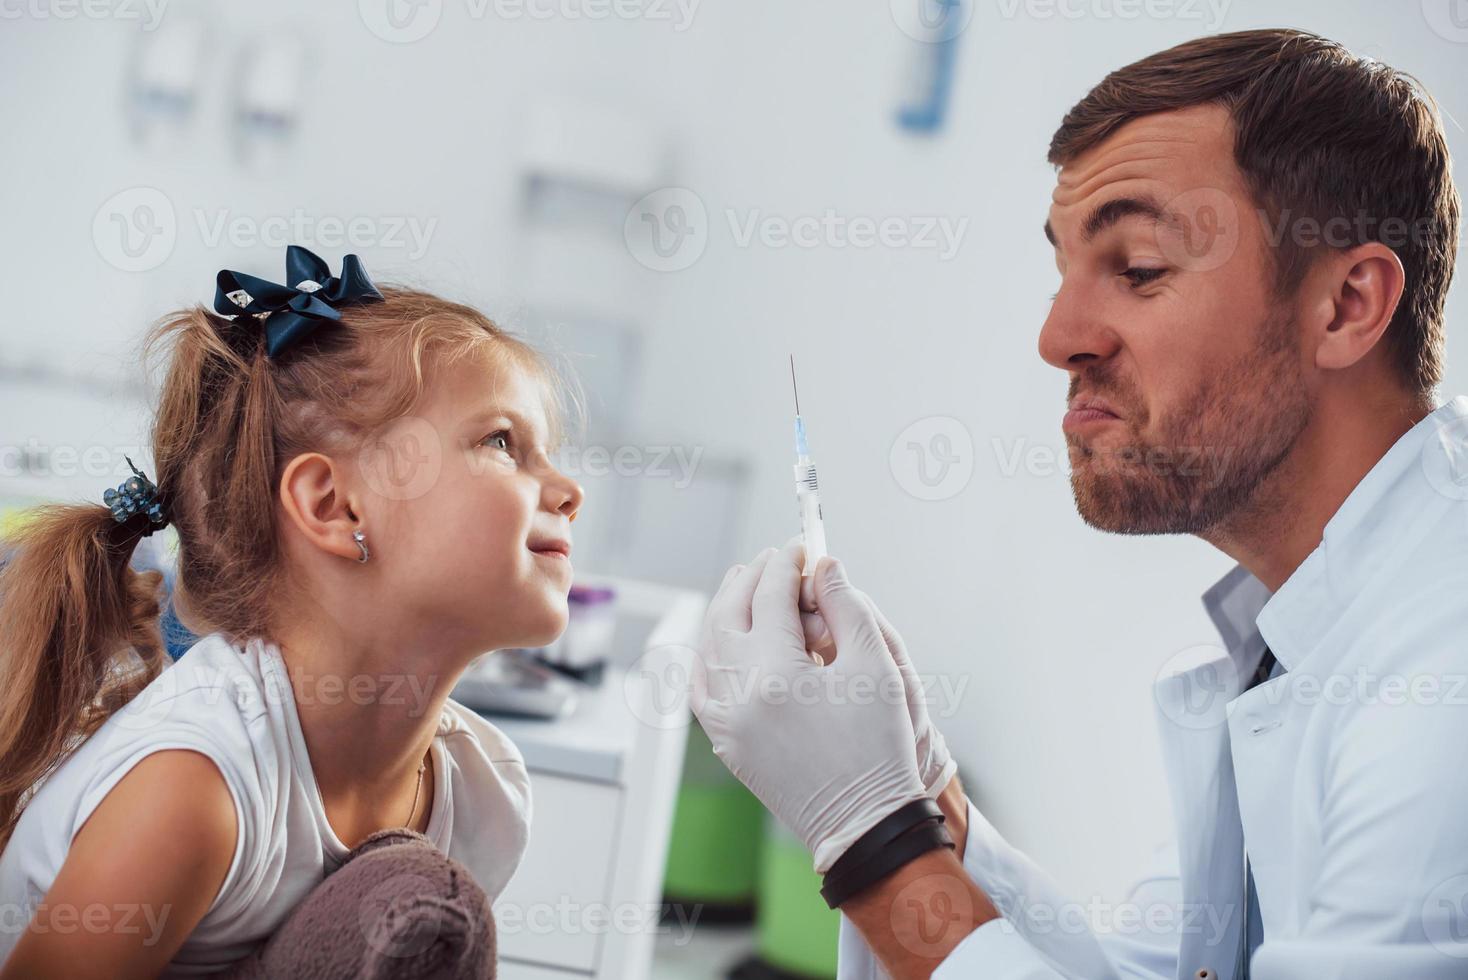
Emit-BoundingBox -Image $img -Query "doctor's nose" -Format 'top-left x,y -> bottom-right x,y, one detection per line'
1038,285 -> 1122,372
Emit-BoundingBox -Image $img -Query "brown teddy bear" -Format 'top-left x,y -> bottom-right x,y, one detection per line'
223,828 -> 497,979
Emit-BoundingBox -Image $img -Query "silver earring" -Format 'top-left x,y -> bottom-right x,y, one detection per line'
353,529 -> 370,564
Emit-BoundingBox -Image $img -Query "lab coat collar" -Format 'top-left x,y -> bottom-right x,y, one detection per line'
1200,563 -> 1273,688
1254,395 -> 1468,673
1200,397 -> 1468,676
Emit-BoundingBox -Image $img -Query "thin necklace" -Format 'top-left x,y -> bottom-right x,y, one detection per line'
406,754 -> 427,828
313,750 -> 429,831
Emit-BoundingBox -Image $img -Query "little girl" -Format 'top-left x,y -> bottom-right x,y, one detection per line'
0,246 -> 584,977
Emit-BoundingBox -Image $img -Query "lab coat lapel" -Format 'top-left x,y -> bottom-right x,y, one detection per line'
1154,664 -> 1246,980
1226,677 -> 1295,939
1152,565 -> 1272,980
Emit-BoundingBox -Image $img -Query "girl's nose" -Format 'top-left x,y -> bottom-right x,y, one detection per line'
546,469 -> 584,520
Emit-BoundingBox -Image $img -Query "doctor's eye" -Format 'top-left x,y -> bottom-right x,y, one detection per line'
480,430 -> 513,453
1122,267 -> 1167,289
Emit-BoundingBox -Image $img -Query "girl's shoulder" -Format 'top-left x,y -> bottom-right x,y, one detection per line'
433,698 -> 532,898
21,633 -> 286,854
435,697 -> 532,820
107,632 -> 283,733
4,635 -> 278,925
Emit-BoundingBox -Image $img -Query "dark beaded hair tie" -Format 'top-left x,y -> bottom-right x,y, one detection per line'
103,457 -> 170,538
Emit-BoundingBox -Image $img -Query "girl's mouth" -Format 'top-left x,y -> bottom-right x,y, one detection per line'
528,538 -> 572,560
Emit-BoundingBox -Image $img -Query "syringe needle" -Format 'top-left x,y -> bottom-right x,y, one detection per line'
790,355 -> 801,416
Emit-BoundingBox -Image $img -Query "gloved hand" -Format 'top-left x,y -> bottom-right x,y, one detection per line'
693,540 -> 928,873
802,587 -> 957,799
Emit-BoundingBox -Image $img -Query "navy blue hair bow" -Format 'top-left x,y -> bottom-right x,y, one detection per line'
212,245 -> 384,358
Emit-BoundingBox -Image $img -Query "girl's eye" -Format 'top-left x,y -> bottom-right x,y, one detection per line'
481,430 -> 512,452
1122,267 -> 1167,289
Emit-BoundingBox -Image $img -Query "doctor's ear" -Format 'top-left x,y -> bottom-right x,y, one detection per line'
1305,241 -> 1406,375
278,452 -> 367,564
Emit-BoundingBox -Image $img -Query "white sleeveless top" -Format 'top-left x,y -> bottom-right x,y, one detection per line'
0,633 -> 532,976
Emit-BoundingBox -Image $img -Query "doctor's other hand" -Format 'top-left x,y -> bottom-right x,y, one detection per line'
693,541 -> 929,873
801,585 -> 958,801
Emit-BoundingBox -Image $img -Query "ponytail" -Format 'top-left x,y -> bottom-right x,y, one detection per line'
0,505 -> 166,850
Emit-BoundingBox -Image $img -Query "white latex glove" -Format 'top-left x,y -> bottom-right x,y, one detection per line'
802,588 -> 957,798
694,540 -> 928,873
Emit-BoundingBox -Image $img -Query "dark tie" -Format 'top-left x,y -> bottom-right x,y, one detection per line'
1237,647 -> 1279,980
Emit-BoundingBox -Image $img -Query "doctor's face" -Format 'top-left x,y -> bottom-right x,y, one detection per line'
1038,104 -> 1312,534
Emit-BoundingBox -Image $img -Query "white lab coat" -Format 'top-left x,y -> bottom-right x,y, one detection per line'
839,396 -> 1468,979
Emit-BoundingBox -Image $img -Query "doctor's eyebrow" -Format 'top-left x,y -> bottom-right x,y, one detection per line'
1044,195 -> 1171,249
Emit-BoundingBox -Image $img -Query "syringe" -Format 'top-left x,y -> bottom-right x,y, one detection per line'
790,356 -> 828,607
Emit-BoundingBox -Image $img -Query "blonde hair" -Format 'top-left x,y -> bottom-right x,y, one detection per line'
0,287 -> 567,848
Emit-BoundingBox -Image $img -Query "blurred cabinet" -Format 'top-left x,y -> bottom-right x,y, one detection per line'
491,578 -> 705,980
495,773 -> 622,972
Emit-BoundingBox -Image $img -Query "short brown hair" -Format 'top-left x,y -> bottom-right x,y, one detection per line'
1049,28 -> 1461,395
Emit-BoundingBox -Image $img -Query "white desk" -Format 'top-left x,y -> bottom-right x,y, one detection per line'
485,578 -> 707,980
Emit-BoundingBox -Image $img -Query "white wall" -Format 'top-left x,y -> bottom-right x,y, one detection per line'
3,0 -> 1465,903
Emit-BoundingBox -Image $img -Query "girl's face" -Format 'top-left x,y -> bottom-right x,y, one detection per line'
364,351 -> 584,655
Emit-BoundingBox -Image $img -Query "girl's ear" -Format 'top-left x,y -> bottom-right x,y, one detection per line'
279,453 -> 362,563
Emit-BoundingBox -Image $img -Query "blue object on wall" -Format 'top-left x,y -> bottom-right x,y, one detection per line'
895,0 -> 967,135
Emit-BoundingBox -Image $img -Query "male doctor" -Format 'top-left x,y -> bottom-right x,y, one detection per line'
692,28 -> 1467,979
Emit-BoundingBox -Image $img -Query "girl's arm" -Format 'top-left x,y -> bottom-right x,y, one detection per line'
0,749 -> 237,980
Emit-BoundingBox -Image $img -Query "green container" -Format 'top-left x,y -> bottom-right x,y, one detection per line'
755,816 -> 839,979
663,722 -> 765,908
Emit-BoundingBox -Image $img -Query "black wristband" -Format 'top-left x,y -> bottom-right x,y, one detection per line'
827,799 -> 945,879
819,800 -> 955,909
820,819 -> 953,909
